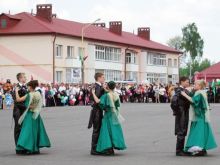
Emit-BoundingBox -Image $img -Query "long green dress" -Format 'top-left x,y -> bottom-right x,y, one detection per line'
16,92 -> 51,153
184,90 -> 217,152
96,92 -> 127,153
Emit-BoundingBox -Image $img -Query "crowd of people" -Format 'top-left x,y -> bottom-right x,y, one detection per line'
1,80 -> 220,110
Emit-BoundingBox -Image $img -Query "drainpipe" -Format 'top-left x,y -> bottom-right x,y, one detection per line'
124,47 -> 129,80
52,33 -> 57,84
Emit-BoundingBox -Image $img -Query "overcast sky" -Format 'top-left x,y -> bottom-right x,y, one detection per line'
1,0 -> 219,62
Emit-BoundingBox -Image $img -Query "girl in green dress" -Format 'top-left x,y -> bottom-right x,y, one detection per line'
181,80 -> 217,156
92,81 -> 127,155
15,80 -> 51,155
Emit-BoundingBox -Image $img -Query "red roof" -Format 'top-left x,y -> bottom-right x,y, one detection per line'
0,12 -> 181,54
196,62 -> 220,76
2,13 -> 21,20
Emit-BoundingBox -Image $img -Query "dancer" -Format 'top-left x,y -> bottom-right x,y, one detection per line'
15,80 -> 51,154
92,81 -> 127,155
88,72 -> 106,155
181,80 -> 217,156
174,76 -> 191,156
13,73 -> 28,154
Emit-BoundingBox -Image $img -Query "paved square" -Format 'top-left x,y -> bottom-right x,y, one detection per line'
0,103 -> 219,165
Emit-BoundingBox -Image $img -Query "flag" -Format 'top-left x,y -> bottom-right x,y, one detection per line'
79,48 -> 84,62
211,79 -> 216,96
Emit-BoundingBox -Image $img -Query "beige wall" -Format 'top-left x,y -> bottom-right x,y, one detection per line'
0,34 -> 180,84
0,35 -> 53,83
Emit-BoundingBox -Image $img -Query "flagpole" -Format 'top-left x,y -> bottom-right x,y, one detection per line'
81,18 -> 101,84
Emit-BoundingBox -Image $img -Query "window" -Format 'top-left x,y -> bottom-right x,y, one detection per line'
126,52 -> 137,64
126,71 -> 137,81
172,74 -> 178,84
174,59 -> 178,67
147,52 -> 166,66
56,71 -> 63,83
95,69 -> 122,81
95,45 -> 121,62
67,46 -> 74,58
168,58 -> 172,67
146,73 -> 166,84
56,45 -> 63,57
1,19 -> 7,28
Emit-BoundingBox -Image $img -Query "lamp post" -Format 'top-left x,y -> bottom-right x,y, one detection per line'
81,18 -> 101,84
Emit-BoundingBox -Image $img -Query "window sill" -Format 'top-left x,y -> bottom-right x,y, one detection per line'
66,57 -> 77,59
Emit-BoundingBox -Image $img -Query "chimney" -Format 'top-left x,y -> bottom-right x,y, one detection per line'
109,21 -> 122,35
138,27 -> 150,40
93,23 -> 106,28
36,4 -> 53,22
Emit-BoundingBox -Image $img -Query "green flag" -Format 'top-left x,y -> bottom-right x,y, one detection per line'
212,79 -> 216,96
79,48 -> 83,62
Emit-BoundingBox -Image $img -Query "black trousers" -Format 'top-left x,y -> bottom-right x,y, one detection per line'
91,108 -> 103,151
13,110 -> 21,146
175,106 -> 189,153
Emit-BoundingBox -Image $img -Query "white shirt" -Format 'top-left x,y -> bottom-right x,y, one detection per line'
95,82 -> 102,86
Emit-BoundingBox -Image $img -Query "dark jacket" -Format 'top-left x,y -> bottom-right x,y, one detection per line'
13,83 -> 28,117
174,86 -> 191,136
88,83 -> 105,129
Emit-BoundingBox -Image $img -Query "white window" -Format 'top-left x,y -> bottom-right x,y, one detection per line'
95,69 -> 122,81
174,59 -> 178,67
126,52 -> 137,64
56,71 -> 63,83
147,52 -> 166,66
126,71 -> 137,81
146,73 -> 166,84
67,46 -> 74,58
56,44 -> 63,57
95,45 -> 121,62
168,58 -> 172,67
172,74 -> 179,84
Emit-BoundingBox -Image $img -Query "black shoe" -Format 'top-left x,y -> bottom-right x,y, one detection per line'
193,150 -> 207,157
176,151 -> 191,156
90,150 -> 103,156
16,150 -> 27,155
103,149 -> 115,156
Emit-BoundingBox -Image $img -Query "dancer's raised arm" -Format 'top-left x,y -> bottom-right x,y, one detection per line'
181,91 -> 193,103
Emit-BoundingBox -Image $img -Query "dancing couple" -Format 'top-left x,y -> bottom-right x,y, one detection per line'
13,73 -> 51,155
88,72 -> 127,156
174,76 -> 217,156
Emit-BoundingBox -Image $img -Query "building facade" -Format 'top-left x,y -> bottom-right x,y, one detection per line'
0,4 -> 180,84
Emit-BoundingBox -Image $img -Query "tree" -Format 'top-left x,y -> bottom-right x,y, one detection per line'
181,23 -> 204,81
167,36 -> 187,66
199,58 -> 212,71
167,36 -> 182,51
179,58 -> 212,77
